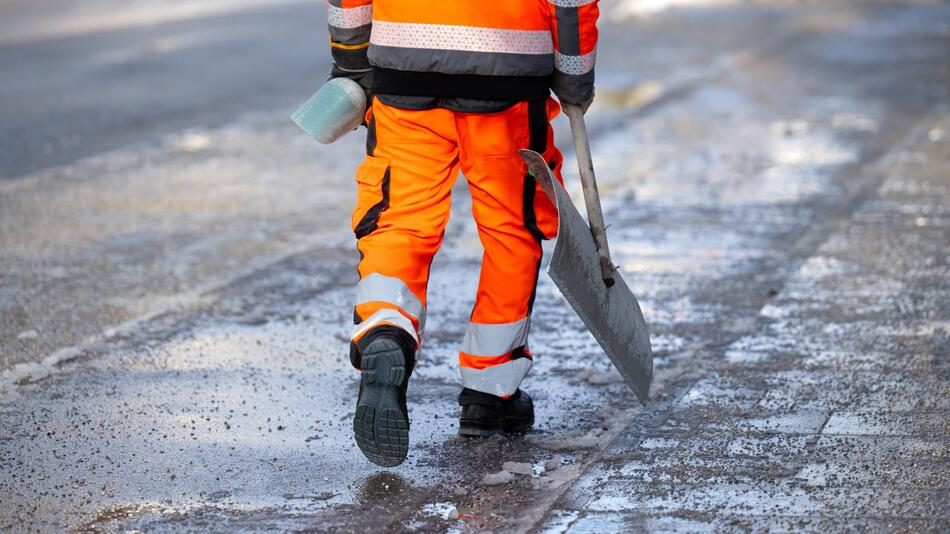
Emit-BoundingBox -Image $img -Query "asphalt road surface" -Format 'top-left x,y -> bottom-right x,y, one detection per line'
1,1 -> 949,532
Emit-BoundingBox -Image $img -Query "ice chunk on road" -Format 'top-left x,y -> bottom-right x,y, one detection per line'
482,471 -> 514,485
502,461 -> 534,476
422,502 -> 460,520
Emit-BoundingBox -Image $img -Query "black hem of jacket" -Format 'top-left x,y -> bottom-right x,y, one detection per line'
373,67 -> 551,102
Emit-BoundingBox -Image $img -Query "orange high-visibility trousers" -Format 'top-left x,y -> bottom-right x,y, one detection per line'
350,97 -> 564,398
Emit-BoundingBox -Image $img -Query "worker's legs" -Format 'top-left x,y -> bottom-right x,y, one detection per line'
350,99 -> 461,466
350,99 -> 460,364
455,98 -> 564,398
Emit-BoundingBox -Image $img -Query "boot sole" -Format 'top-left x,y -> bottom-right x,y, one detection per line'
458,414 -> 535,438
504,413 -> 535,434
458,422 -> 503,438
353,338 -> 409,467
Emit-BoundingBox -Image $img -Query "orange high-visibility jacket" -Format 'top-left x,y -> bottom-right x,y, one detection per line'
327,0 -> 599,103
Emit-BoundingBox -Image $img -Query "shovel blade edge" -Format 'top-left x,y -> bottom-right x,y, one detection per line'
521,149 -> 654,405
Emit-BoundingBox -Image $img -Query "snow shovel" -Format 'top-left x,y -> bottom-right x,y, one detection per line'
519,103 -> 653,405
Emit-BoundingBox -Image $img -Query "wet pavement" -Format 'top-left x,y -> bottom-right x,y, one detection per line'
2,1 -> 949,532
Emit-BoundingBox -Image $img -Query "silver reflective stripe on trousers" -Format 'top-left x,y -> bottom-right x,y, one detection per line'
460,358 -> 533,398
460,317 -> 530,357
356,273 -> 426,332
351,308 -> 419,345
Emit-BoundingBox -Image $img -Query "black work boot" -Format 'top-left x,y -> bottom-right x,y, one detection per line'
458,388 -> 534,437
352,326 -> 416,467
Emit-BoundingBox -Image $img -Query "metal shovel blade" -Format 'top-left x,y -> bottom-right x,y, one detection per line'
521,149 -> 653,405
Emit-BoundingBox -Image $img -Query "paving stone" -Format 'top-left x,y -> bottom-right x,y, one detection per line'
580,481 -> 949,518
814,436 -> 950,464
725,516 -> 950,534
794,459 -> 950,489
821,411 -> 950,437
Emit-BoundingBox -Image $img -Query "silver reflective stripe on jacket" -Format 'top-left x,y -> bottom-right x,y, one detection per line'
371,21 -> 553,54
369,21 -> 554,77
327,1 -> 371,47
460,358 -> 533,397
548,0 -> 597,102
328,4 -> 372,29
554,48 -> 596,76
549,0 -> 597,6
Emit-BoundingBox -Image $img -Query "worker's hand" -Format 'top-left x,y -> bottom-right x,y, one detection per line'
329,63 -> 374,105
561,92 -> 595,116
578,93 -> 594,115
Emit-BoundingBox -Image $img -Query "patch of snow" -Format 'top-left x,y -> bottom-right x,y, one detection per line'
171,132 -> 212,153
640,437 -> 679,449
831,113 -> 878,132
612,0 -> 738,20
0,346 -> 83,392
16,329 -> 39,340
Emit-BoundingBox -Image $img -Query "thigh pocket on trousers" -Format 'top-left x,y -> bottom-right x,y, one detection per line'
352,156 -> 391,239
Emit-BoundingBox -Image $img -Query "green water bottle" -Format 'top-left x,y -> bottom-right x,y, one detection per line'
291,77 -> 367,144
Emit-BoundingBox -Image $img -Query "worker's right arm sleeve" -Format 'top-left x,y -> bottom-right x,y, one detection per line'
549,0 -> 599,104
328,0 -> 373,71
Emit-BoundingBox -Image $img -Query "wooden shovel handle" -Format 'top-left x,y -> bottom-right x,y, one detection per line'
563,103 -> 615,287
